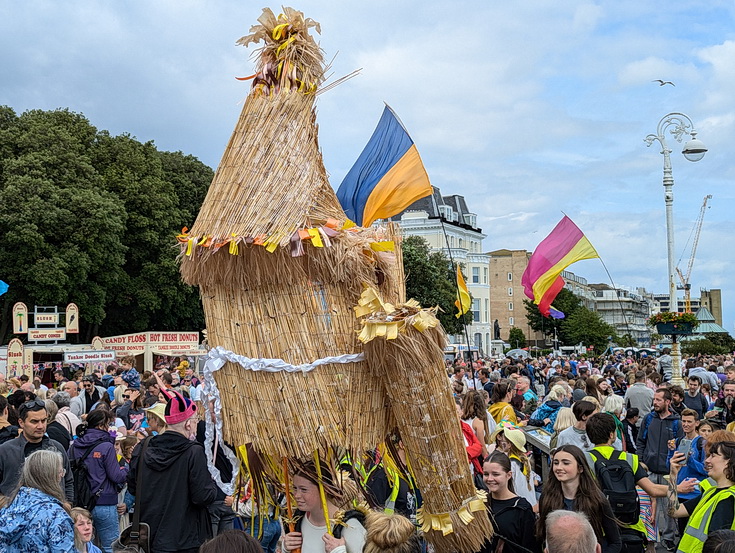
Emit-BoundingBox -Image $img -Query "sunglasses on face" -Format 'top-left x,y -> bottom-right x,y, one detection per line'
123,395 -> 130,399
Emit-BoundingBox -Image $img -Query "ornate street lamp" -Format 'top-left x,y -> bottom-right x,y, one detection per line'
645,113 -> 707,386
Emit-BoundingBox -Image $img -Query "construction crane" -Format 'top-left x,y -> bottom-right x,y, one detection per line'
676,194 -> 713,312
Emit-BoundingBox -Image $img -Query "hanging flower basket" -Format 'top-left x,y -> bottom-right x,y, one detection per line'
647,312 -> 698,335
655,322 -> 694,335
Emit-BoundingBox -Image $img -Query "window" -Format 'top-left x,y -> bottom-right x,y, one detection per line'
474,333 -> 482,348
509,302 -> 513,311
509,317 -> 515,326
472,299 -> 481,322
472,267 -> 480,283
508,272 -> 513,281
508,287 -> 513,296
483,267 -> 488,284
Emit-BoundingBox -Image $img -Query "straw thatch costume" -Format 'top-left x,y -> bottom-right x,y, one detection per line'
179,8 -> 490,552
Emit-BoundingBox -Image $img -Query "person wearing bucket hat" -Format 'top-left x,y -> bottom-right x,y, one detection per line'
143,402 -> 167,436
126,381 -> 217,553
490,424 -> 537,508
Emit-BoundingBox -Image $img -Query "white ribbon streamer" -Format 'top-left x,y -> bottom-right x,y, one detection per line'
201,346 -> 365,494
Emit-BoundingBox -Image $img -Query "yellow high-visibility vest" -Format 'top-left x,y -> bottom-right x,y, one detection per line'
677,485 -> 735,553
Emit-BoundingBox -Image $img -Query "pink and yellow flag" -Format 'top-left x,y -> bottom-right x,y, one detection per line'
521,216 -> 599,318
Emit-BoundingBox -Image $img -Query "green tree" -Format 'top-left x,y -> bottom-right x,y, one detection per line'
682,338 -> 727,356
0,108 -> 126,343
619,333 -> 636,347
561,308 -> 618,354
704,332 -> 735,353
402,235 -> 472,335
92,133 -> 211,335
524,288 -> 583,345
508,327 -> 526,349
0,107 -> 213,343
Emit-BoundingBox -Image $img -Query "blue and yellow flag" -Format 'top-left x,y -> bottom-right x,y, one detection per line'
337,106 -> 433,227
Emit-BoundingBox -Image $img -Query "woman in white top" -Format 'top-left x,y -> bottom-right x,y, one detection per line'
283,470 -> 366,553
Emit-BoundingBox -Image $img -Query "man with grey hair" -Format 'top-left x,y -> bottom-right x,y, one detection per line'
51,391 -> 82,437
545,510 -> 600,553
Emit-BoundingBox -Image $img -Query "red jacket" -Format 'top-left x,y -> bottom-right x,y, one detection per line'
461,421 -> 483,474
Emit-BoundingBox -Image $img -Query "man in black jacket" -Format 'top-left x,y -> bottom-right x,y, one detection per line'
127,391 -> 217,553
0,399 -> 74,501
635,388 -> 683,551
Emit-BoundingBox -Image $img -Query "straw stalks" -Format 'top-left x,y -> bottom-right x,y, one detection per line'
363,323 -> 492,552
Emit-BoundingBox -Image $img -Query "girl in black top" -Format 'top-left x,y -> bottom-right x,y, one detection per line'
479,451 -> 540,553
537,445 -> 621,553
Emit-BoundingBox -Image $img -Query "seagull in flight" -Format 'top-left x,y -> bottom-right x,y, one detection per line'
653,79 -> 675,86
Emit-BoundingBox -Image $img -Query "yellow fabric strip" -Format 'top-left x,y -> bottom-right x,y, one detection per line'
531,236 -> 599,302
362,144 -> 432,227
369,241 -> 395,252
313,452 -> 332,535
307,228 -> 324,248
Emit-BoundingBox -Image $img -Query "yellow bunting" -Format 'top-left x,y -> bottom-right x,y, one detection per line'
307,228 -> 323,248
342,219 -> 357,230
229,234 -> 239,256
197,235 -> 209,246
369,240 -> 395,252
185,238 -> 194,257
313,452 -> 332,535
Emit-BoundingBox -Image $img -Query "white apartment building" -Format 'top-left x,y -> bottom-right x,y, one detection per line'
389,187 -> 492,353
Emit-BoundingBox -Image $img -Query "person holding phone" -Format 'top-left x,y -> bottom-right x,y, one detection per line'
667,441 -> 735,553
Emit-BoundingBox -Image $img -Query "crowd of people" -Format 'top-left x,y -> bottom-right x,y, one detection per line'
450,350 -> 735,553
0,349 -> 733,553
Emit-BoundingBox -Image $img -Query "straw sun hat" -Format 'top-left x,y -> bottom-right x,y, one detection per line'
489,425 -> 527,454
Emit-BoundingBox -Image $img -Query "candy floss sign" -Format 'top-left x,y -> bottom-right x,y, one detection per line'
101,331 -> 200,356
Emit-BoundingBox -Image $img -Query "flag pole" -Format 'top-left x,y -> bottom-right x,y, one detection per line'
430,193 -> 477,386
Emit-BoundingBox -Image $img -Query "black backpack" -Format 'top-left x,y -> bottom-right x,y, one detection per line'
589,449 -> 640,525
70,440 -> 105,510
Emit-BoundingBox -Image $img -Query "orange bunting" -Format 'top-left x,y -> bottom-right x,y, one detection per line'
235,74 -> 258,81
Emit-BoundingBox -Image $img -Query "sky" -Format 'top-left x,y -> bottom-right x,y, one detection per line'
2,1 -> 735,331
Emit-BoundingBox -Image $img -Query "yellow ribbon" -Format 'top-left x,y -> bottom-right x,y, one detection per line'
276,33 -> 297,57
185,238 -> 194,257
307,228 -> 323,248
411,311 -> 439,333
313,452 -> 332,535
264,232 -> 284,253
229,234 -> 239,255
197,235 -> 209,246
369,240 -> 395,252
415,490 -> 488,536
272,23 -> 289,40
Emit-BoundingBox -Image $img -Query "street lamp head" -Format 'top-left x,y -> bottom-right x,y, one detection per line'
682,134 -> 707,162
